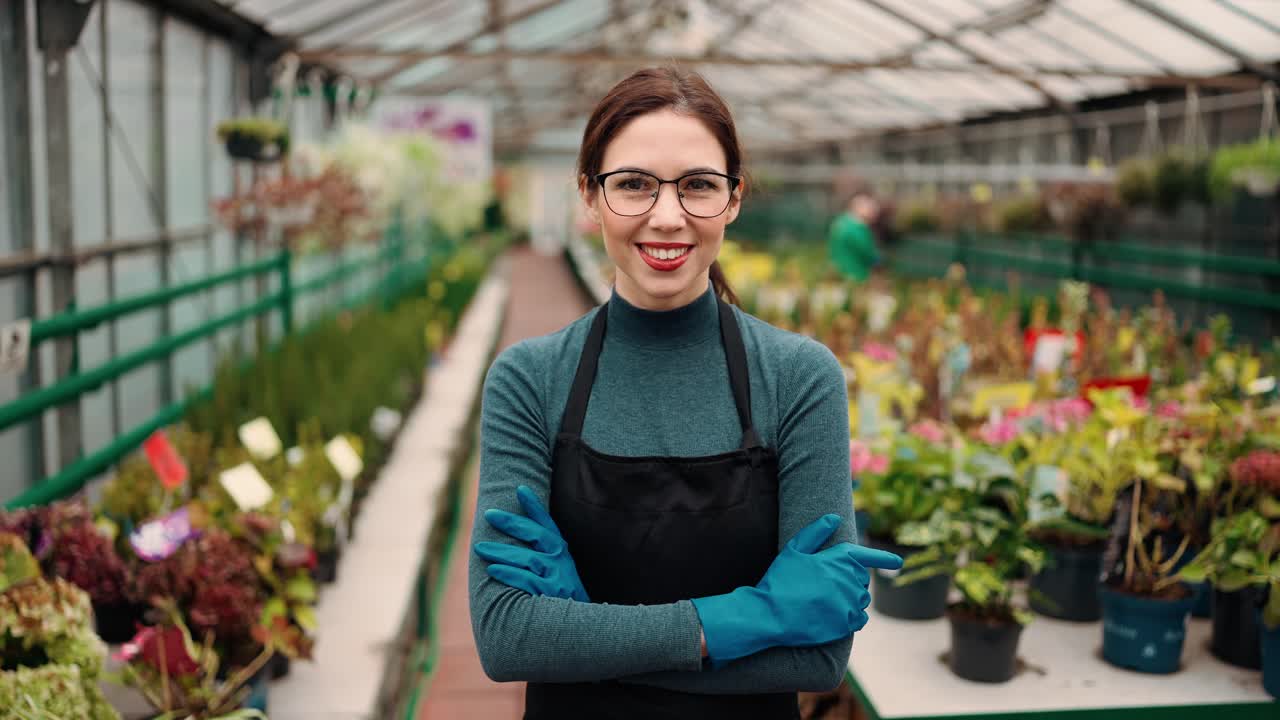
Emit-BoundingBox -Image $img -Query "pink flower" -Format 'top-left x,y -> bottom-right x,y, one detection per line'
862,341 -> 897,363
850,440 -> 890,476
867,453 -> 890,475
908,420 -> 947,445
979,419 -> 1021,446
1156,401 -> 1181,420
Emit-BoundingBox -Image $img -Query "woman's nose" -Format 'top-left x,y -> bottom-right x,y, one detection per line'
647,186 -> 686,231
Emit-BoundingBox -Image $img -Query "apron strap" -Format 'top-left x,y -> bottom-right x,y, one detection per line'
560,303 -> 609,438
717,299 -> 762,450
560,298 -> 762,449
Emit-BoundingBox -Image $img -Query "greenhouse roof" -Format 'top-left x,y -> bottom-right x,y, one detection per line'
220,0 -> 1280,152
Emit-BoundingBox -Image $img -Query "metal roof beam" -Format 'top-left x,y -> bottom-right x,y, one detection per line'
303,45 -> 1179,78
1123,0 -> 1280,82
1214,0 -> 1280,36
292,0 -> 408,39
857,0 -> 1070,109
319,0 -> 461,52
373,0 -> 568,85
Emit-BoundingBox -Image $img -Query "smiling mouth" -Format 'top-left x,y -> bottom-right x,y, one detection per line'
637,243 -> 693,260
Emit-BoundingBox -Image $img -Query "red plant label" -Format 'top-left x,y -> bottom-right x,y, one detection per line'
144,430 -> 188,489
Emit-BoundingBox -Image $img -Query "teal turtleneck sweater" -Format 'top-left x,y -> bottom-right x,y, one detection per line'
469,280 -> 856,693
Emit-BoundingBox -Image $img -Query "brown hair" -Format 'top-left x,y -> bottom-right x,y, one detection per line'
577,66 -> 743,306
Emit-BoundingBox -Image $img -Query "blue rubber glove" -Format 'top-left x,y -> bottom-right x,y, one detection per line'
474,485 -> 590,602
691,514 -> 902,667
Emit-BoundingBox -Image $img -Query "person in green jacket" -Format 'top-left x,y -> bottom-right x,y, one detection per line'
828,192 -> 882,282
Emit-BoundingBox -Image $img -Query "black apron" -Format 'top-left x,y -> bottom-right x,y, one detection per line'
524,298 -> 799,720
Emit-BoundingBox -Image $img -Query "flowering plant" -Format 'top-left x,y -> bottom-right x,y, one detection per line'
112,598 -> 276,720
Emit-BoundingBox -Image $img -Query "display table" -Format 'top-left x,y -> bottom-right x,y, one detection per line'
847,607 -> 1275,719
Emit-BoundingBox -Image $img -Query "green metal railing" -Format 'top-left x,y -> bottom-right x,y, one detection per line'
892,232 -> 1280,313
2,222 -> 434,509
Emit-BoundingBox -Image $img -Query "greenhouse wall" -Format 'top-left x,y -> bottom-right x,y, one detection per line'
0,0 -> 336,499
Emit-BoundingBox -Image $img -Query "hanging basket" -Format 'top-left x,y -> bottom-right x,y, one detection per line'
216,118 -> 291,164
224,130 -> 287,164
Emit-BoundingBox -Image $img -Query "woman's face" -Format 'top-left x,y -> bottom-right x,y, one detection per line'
581,109 -> 741,311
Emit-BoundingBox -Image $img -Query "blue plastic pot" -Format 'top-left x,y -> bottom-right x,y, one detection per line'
853,509 -> 870,545
240,665 -> 270,713
1262,613 -> 1280,700
1100,585 -> 1194,674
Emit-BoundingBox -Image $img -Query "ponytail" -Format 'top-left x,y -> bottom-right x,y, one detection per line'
709,260 -> 739,306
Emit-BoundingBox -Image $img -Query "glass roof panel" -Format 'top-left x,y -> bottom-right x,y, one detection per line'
1147,0 -> 1280,61
1036,7 -> 1167,73
225,0 -> 1280,148
1083,0 -> 1238,74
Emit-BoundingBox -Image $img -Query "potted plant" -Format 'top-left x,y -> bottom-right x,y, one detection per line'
215,118 -> 290,164
853,424 -> 961,620
1208,137 -> 1280,201
231,512 -> 318,681
1028,397 -> 1133,621
1180,449 -> 1280,672
894,451 -> 1047,683
1096,408 -> 1199,674
129,528 -> 268,683
113,598 -> 280,719
39,501 -> 142,644
0,533 -> 120,720
1178,505 -> 1280,698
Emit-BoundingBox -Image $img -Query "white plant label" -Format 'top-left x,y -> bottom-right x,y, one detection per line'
0,319 -> 31,375
219,463 -> 273,511
1247,376 -> 1275,396
238,417 -> 282,460
867,294 -> 897,334
1032,334 -> 1067,375
325,436 -> 363,484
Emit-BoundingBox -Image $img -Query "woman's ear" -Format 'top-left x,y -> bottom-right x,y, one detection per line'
724,177 -> 745,225
579,175 -> 602,224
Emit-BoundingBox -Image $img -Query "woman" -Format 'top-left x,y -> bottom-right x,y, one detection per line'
469,67 -> 901,720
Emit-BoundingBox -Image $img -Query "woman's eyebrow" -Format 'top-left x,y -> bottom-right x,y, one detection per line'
605,166 -> 726,175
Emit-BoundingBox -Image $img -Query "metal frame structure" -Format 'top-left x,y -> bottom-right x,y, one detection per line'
219,0 -> 1280,153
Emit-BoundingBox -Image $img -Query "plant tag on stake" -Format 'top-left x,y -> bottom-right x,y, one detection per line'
143,430 -> 188,490
219,463 -> 273,511
1029,466 -> 1068,524
238,417 -> 282,460
325,436 -> 363,512
1032,334 -> 1068,375
0,319 -> 31,375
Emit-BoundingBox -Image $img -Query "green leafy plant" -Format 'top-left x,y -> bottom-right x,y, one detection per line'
0,534 -> 119,720
1208,137 -> 1280,202
853,432 -> 961,546
895,450 -> 1047,625
1178,510 -> 1280,628
1116,158 -> 1155,208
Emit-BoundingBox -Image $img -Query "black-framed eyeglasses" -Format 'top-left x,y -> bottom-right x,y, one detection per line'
593,170 -> 741,219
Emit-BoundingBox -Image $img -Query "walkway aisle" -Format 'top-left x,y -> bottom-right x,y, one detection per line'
418,245 -> 594,719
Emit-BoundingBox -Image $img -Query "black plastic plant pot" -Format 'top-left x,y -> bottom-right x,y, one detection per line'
1029,544 -> 1104,622
1100,585 -> 1194,674
947,611 -> 1024,683
93,601 -> 145,644
269,652 -> 291,680
312,547 -> 340,585
867,537 -> 949,621
1210,587 -> 1264,670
